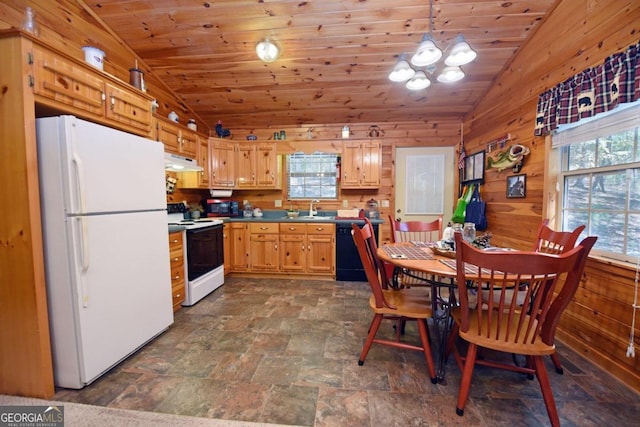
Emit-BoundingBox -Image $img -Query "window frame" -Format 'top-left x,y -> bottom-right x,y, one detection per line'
553,102 -> 640,264
286,152 -> 339,200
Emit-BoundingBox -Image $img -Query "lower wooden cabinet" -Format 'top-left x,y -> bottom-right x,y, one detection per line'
280,223 -> 335,275
227,221 -> 336,276
249,223 -> 279,272
223,223 -> 231,275
168,231 -> 186,311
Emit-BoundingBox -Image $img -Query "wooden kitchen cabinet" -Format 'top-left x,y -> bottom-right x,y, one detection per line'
235,142 -> 280,189
210,139 -> 236,188
279,223 -> 335,275
305,223 -> 335,274
31,43 -> 153,137
280,223 -> 307,272
229,222 -> 249,272
341,140 -> 381,188
249,222 -> 279,272
156,117 -> 197,158
168,231 -> 186,312
177,134 -> 210,188
223,223 -> 231,275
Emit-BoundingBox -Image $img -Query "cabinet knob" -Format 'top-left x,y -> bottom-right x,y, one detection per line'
173,274 -> 181,280
308,245 -> 311,251
260,226 -> 268,230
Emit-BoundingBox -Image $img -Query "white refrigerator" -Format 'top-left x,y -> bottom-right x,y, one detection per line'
36,115 -> 174,389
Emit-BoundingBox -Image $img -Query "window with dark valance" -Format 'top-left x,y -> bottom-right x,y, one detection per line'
535,40 -> 640,136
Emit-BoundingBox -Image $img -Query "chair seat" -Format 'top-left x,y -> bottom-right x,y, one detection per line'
454,308 -> 555,356
369,289 -> 432,319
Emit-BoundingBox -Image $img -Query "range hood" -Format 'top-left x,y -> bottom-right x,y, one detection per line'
164,153 -> 203,172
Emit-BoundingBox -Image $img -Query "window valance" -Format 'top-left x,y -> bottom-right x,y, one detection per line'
534,40 -> 640,136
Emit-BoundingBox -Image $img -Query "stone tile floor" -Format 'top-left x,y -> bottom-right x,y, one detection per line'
54,277 -> 640,426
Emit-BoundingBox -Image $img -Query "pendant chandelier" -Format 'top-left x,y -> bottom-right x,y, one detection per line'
389,0 -> 477,90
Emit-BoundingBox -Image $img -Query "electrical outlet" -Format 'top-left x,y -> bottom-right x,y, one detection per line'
381,199 -> 390,208
274,199 -> 282,207
343,200 -> 349,207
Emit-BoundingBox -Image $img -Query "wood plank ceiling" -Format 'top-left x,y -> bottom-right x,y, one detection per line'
87,0 -> 557,128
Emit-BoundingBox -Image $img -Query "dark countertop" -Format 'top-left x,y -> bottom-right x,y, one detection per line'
168,225 -> 186,233
223,210 -> 384,226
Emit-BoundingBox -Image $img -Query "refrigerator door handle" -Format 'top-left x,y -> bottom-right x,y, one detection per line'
71,153 -> 87,214
73,216 -> 90,307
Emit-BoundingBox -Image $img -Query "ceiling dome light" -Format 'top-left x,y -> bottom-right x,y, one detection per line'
388,55 -> 416,82
405,71 -> 431,90
410,34 -> 442,67
256,39 -> 279,63
437,66 -> 465,83
444,34 -> 477,66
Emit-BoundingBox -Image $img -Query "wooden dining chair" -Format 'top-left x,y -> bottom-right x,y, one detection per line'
448,233 -> 596,427
351,221 -> 438,384
388,215 -> 443,288
532,219 -> 585,374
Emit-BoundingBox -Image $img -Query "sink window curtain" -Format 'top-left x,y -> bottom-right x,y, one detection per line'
534,40 -> 640,136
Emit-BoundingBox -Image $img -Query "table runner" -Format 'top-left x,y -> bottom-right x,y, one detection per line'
382,245 -> 434,260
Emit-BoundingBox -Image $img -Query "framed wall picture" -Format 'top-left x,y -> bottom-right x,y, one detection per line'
507,174 -> 526,198
461,151 -> 485,184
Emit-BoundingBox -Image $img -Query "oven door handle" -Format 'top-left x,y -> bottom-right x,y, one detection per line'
187,224 -> 222,234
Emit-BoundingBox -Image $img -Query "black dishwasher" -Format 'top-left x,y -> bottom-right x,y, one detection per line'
336,222 -> 379,281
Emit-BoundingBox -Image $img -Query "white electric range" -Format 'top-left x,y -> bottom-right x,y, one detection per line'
167,203 -> 224,305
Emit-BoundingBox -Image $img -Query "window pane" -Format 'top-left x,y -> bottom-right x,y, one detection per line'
591,171 -> 626,210
629,213 -> 640,257
287,153 -> 338,200
598,130 -> 634,166
564,176 -> 590,209
590,211 -> 625,253
567,140 -> 596,171
631,168 -> 640,210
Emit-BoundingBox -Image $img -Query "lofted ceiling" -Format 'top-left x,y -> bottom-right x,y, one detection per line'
87,0 -> 558,128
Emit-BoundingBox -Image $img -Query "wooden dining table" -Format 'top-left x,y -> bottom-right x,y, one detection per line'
376,242 -> 460,383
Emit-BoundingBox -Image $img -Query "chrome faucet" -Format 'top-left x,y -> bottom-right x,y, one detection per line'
309,199 -> 319,217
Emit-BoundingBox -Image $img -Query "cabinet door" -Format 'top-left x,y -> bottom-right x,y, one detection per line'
361,141 -> 381,188
306,224 -> 335,274
179,128 -> 198,158
157,120 -> 181,154
280,234 -> 306,272
229,223 -> 249,272
32,45 -> 105,118
249,234 -> 279,271
104,82 -> 152,135
223,223 -> 230,275
341,142 -> 363,188
211,140 -> 236,187
236,144 -> 255,188
255,143 -> 278,187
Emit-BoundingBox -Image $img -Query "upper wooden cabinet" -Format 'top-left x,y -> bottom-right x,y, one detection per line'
177,134 -> 210,189
210,140 -> 236,188
31,43 -> 153,137
235,142 -> 280,189
341,141 -> 381,189
156,118 -> 197,158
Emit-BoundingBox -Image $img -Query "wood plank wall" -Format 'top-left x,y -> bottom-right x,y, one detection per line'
462,0 -> 640,391
172,121 -> 462,246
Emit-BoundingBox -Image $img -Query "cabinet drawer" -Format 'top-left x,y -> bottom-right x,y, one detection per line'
249,222 -> 279,234
170,263 -> 184,286
172,284 -> 185,311
279,223 -> 306,234
306,223 -> 335,235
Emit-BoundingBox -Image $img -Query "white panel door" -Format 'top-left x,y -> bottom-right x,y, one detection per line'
395,147 -> 455,223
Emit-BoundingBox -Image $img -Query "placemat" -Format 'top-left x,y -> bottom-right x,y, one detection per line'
439,259 -> 499,275
382,245 -> 434,260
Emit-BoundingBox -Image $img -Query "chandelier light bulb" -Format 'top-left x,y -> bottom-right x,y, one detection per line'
437,66 -> 465,83
256,39 -> 280,63
410,34 -> 443,67
444,34 -> 477,66
405,71 -> 431,90
388,56 -> 416,82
